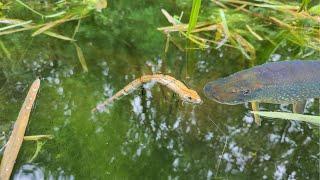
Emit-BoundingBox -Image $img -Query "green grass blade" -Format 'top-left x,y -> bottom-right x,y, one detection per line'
0,26 -> 37,36
0,20 -> 32,31
309,4 -> 320,15
73,43 -> 88,72
219,9 -> 230,38
187,0 -> 201,35
15,0 -> 44,17
251,111 -> 320,125
32,15 -> 73,37
45,11 -> 66,18
24,135 -> 54,141
299,0 -> 310,12
44,31 -> 76,41
0,40 -> 11,59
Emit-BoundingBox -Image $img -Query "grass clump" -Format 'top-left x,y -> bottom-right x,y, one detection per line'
0,0 -> 107,72
159,0 -> 320,61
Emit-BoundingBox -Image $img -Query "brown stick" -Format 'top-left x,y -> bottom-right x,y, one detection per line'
0,78 -> 40,180
251,102 -> 261,126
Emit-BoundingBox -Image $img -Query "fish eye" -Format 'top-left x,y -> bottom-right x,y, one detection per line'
242,89 -> 250,95
188,97 -> 192,100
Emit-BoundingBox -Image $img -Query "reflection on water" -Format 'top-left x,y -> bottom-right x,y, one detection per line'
0,1 -> 319,179
13,164 -> 75,180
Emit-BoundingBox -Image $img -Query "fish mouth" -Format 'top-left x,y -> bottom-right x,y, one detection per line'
207,94 -> 239,105
205,94 -> 242,105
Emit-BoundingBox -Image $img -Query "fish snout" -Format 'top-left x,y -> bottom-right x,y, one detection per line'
203,82 -> 221,102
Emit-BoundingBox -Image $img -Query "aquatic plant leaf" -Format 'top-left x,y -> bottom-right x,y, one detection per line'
72,15 -> 83,39
187,0 -> 201,35
44,31 -> 76,41
309,4 -> 320,15
28,141 -> 44,163
45,11 -> 66,18
181,32 -> 208,48
74,43 -> 89,72
161,9 -> 178,25
299,0 -> 311,12
217,9 -> 240,50
23,135 -> 54,141
0,79 -> 41,180
32,15 -> 74,37
15,0 -> 44,17
233,33 -> 256,60
219,9 -> 230,41
158,21 -> 215,33
245,25 -> 263,41
0,20 -> 32,31
0,40 -> 11,59
251,111 -> 320,125
160,9 -> 208,49
0,26 -> 37,36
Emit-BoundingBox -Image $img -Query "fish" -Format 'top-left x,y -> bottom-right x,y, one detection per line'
203,60 -> 320,114
93,74 -> 202,112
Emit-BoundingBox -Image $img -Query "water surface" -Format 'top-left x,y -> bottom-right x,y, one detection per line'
0,1 -> 319,179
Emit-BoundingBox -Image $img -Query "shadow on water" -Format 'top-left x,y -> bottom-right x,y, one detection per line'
0,0 -> 319,179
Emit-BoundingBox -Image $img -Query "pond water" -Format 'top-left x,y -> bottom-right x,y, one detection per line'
0,1 -> 319,179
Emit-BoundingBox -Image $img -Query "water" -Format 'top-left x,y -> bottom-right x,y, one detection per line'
0,1 -> 319,179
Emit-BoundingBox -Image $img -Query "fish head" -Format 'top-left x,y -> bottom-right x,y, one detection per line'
203,70 -> 263,105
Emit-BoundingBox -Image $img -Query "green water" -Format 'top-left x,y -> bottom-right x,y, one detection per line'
1,1 -> 319,179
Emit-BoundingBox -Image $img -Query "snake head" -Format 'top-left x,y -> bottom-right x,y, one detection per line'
181,89 -> 202,104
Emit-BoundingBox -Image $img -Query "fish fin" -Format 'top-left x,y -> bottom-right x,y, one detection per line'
314,98 -> 319,115
293,100 -> 307,114
251,102 -> 261,126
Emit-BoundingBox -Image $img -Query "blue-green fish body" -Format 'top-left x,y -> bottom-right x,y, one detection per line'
204,60 -> 320,106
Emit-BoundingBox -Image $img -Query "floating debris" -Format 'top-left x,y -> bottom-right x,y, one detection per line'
0,78 -> 40,180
